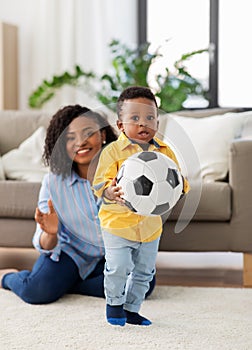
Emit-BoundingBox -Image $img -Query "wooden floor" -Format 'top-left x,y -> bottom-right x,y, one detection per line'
156,267 -> 243,288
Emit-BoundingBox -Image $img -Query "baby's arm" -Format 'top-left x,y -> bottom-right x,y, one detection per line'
93,144 -> 125,204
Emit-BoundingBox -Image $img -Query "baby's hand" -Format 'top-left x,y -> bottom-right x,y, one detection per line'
104,178 -> 125,204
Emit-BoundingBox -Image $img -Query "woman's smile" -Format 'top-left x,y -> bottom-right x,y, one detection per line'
76,147 -> 92,156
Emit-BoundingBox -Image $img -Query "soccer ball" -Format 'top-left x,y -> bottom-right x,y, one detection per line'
116,151 -> 183,216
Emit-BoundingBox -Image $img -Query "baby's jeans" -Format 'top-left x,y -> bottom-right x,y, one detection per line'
102,230 -> 160,313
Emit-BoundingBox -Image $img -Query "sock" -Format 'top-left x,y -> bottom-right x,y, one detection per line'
125,310 -> 152,326
106,304 -> 126,326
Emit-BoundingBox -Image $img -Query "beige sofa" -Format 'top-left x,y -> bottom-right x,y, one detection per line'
0,109 -> 252,286
0,111 -> 50,269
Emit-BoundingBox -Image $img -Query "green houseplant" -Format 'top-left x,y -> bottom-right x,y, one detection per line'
28,39 -> 208,112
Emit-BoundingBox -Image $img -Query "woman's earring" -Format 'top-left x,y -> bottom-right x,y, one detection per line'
102,140 -> 106,144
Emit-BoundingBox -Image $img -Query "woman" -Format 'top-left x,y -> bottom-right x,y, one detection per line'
0,105 -> 118,304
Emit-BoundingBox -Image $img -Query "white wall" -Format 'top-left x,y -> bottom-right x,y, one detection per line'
0,0 -> 35,109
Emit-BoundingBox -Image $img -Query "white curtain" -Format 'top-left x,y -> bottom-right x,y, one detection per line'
28,0 -> 137,111
0,0 -> 137,109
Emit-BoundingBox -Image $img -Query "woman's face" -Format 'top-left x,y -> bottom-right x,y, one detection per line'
66,116 -> 105,171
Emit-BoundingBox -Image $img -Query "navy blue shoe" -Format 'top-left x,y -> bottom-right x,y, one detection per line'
106,304 -> 126,326
125,311 -> 152,326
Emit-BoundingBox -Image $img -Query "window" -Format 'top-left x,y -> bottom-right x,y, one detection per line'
142,0 -> 252,109
146,0 -> 210,108
218,1 -> 252,108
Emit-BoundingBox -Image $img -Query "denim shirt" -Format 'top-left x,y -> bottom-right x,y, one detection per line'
33,172 -> 104,279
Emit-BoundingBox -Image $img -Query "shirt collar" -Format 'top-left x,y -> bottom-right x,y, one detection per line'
66,171 -> 87,187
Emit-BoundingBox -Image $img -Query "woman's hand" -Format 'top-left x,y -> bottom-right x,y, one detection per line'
35,199 -> 59,250
103,178 -> 125,204
35,199 -> 58,235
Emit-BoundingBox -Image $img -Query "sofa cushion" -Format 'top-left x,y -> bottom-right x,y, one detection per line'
241,116 -> 252,138
157,110 -> 252,182
0,180 -> 231,221
0,110 -> 51,155
0,181 -> 41,218
169,182 -> 231,221
2,126 -> 49,181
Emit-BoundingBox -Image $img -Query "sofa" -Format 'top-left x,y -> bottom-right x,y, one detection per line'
0,108 -> 252,286
0,110 -> 50,270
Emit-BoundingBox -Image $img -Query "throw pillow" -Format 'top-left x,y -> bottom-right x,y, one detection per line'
241,115 -> 252,138
157,111 -> 252,182
2,126 -> 49,182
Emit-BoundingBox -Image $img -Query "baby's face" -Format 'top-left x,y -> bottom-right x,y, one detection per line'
117,97 -> 158,143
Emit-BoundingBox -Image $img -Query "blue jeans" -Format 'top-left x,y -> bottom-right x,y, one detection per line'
102,231 -> 160,313
2,252 -> 105,304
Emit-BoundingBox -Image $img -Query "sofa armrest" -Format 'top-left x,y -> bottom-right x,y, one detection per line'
229,138 -> 252,238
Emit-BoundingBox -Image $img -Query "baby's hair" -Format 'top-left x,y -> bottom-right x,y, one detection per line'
116,86 -> 158,118
43,104 -> 117,178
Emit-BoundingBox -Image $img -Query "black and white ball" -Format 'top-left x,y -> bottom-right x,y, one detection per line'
116,151 -> 183,216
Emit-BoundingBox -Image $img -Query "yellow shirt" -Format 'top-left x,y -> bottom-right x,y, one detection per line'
93,132 -> 189,242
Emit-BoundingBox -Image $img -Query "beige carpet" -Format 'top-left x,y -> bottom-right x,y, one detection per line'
1,286 -> 252,350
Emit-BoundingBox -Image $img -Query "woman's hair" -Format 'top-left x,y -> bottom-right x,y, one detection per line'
43,104 -> 117,178
116,86 -> 158,118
